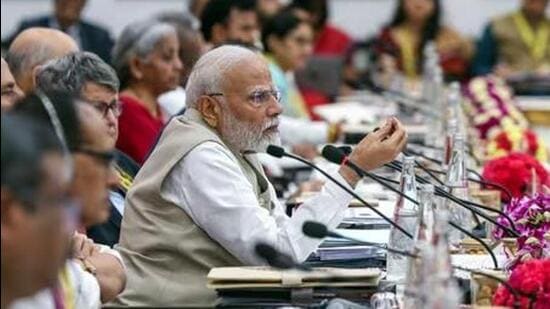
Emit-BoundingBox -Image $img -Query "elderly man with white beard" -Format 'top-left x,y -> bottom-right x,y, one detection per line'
114,45 -> 408,307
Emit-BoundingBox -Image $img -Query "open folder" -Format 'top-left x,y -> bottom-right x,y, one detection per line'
207,266 -> 382,290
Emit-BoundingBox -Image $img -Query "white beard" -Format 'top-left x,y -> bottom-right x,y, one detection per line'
220,110 -> 281,153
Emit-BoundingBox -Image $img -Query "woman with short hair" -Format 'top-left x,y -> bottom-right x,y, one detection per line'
112,19 -> 183,164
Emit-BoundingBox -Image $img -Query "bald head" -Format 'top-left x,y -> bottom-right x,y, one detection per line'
6,28 -> 79,94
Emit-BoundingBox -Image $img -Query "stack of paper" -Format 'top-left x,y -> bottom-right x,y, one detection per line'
207,266 -> 382,290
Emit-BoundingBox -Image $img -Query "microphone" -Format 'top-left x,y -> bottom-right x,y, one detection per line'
363,79 -> 441,119
303,221 -> 528,307
255,242 -> 311,271
266,145 -> 414,239
388,157 -> 518,235
302,221 -> 418,259
321,145 -> 499,268
408,162 -> 513,202
404,147 -> 483,180
340,146 -> 518,236
407,140 -> 479,165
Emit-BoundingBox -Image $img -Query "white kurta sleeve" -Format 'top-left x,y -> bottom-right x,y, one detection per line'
162,142 -> 353,264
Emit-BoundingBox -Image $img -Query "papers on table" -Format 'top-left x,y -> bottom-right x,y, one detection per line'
207,266 -> 382,289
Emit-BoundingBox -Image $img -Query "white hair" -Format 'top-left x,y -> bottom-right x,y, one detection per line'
111,19 -> 177,88
185,45 -> 258,108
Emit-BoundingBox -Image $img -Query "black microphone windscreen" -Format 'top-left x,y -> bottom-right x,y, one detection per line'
338,146 -> 353,156
321,145 -> 345,164
255,243 -> 277,260
255,242 -> 294,269
266,145 -> 285,158
302,221 -> 329,239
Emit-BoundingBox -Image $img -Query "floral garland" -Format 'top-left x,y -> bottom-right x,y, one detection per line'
486,121 -> 548,162
492,194 -> 550,270
482,153 -> 549,201
492,258 -> 550,309
462,76 -> 528,141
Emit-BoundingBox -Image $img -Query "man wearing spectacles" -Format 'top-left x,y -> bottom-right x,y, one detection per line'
12,91 -> 126,306
36,51 -> 140,247
1,115 -> 74,308
114,45 -> 407,307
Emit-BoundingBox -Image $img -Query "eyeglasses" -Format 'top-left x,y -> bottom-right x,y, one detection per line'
91,101 -> 122,118
207,89 -> 282,107
72,147 -> 116,167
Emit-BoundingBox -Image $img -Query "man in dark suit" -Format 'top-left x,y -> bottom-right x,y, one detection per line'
3,0 -> 114,63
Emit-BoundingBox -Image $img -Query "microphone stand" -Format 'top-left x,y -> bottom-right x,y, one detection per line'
385,160 -> 518,236
267,146 -> 414,239
303,222 -> 531,309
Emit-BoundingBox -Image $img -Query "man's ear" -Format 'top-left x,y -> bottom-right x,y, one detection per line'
197,96 -> 221,128
31,65 -> 43,89
1,189 -> 21,240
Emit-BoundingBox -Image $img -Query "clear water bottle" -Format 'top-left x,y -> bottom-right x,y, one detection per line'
424,69 -> 445,150
387,157 -> 419,283
445,134 -> 474,245
421,203 -> 461,309
443,118 -> 458,169
403,184 -> 436,309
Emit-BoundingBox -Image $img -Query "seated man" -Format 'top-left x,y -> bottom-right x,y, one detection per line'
1,114 -> 73,308
5,27 -> 78,94
115,45 -> 407,307
471,0 -> 549,77
1,57 -> 24,111
36,51 -> 140,247
2,0 -> 113,63
12,92 -> 126,307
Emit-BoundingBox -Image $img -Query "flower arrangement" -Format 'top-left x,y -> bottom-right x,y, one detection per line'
492,194 -> 550,269
492,258 -> 550,309
486,121 -> 548,163
482,153 -> 549,201
462,76 -> 528,141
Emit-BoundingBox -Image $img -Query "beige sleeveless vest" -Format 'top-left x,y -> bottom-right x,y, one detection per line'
492,13 -> 550,72
114,108 -> 273,307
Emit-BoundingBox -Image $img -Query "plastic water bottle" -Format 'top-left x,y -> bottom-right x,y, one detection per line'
445,133 -> 474,245
387,156 -> 419,283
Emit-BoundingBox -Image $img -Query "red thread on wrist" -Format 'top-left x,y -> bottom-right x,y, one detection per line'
341,156 -> 349,168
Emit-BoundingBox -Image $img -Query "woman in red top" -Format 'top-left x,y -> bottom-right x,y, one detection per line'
373,0 -> 473,82
112,19 -> 183,164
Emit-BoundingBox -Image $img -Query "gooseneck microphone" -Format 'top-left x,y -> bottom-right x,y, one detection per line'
321,145 -> 499,268
408,162 -> 513,202
266,145 -> 413,239
302,222 -> 419,259
255,243 -> 311,271
363,79 -> 441,119
302,221 -> 529,309
385,158 -> 518,235
404,147 -> 483,180
334,146 -> 518,236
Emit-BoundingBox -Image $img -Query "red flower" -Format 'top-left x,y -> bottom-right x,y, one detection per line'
525,130 -> 539,157
495,132 -> 513,151
482,153 -> 549,202
493,259 -> 550,309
